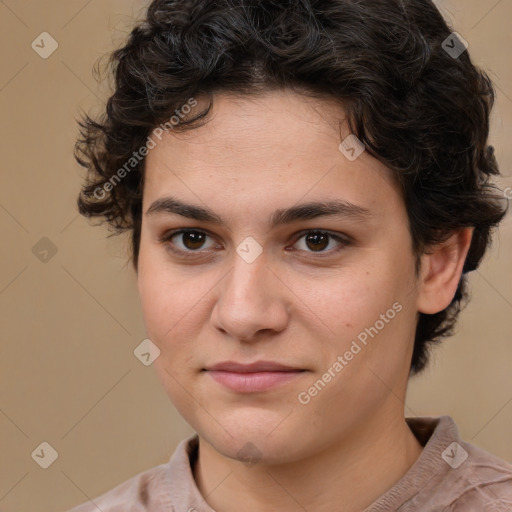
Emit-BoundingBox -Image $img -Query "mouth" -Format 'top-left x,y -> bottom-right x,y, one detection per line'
202,360 -> 307,393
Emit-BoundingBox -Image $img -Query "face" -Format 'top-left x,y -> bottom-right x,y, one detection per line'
137,90 -> 422,464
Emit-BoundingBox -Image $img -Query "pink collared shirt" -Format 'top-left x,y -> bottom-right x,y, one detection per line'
67,416 -> 512,511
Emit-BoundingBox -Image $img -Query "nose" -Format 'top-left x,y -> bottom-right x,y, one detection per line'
210,250 -> 290,343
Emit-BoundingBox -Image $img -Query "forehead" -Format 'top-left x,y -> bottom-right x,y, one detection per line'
142,90 -> 402,223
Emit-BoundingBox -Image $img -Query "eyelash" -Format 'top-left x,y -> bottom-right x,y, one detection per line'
158,229 -> 351,259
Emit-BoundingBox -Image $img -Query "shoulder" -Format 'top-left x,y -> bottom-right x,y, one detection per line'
409,416 -> 512,510
367,416 -> 512,512
65,434 -> 200,512
446,439 -> 512,510
66,460 -> 173,512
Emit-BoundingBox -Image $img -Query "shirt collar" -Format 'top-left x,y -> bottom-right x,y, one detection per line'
162,416 -> 458,511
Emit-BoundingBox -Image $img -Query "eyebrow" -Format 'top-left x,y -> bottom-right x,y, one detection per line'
145,196 -> 372,228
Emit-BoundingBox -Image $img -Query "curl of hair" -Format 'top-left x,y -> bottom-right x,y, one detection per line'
75,0 -> 508,375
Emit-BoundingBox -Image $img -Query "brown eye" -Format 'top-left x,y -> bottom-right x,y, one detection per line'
177,231 -> 208,250
304,232 -> 329,252
292,230 -> 349,255
160,229 -> 219,257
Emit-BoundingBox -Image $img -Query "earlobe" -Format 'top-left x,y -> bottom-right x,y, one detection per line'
416,228 -> 474,315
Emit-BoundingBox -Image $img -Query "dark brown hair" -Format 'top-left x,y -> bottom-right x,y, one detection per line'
74,0 -> 508,375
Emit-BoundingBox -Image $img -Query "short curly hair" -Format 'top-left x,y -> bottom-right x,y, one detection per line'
74,0 -> 508,375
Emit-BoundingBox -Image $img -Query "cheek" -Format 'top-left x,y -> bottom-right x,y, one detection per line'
138,275 -> 191,349
137,242 -> 189,332
136,252 -> 214,364
308,259 -> 415,379
137,268 -> 167,339
301,264 -> 404,334
137,259 -> 201,412
137,247 -> 184,352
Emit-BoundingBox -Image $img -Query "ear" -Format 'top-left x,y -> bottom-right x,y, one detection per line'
416,228 -> 474,315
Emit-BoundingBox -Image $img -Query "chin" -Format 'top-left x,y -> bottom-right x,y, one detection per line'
194,411 -> 314,466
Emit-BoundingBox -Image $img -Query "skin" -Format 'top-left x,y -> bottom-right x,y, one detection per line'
137,89 -> 472,512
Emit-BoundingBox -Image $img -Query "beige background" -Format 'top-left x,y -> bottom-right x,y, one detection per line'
0,1 -> 510,511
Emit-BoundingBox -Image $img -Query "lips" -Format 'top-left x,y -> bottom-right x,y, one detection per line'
205,360 -> 302,373
203,360 -> 306,393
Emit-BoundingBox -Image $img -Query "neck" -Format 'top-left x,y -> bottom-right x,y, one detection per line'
193,411 -> 424,512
